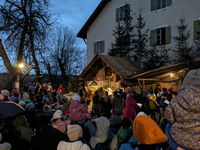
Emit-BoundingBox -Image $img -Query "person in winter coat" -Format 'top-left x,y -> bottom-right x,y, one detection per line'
51,110 -> 71,134
100,91 -> 112,119
158,94 -> 168,118
112,91 -> 122,115
0,133 -> 11,150
167,88 -> 173,102
34,82 -> 41,95
0,90 -> 10,101
69,93 -> 91,122
58,84 -> 64,95
31,114 -> 69,150
89,117 -> 118,150
124,93 -> 140,120
122,87 -> 130,108
148,91 -> 157,121
22,93 -> 32,103
130,115 -> 167,150
165,69 -> 200,150
13,115 -> 33,145
117,118 -> 132,147
92,90 -> 100,117
110,113 -> 121,134
57,125 -> 90,150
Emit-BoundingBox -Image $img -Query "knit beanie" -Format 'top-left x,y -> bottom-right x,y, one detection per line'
73,93 -> 80,101
43,105 -> 52,113
181,69 -> 200,90
1,90 -> 9,97
67,125 -> 82,141
95,116 -> 110,128
18,101 -> 26,107
12,89 -> 18,94
25,103 -> 34,112
13,115 -> 26,127
53,110 -> 62,119
133,116 -> 167,145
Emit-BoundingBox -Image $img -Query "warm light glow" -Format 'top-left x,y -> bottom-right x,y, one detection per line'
19,63 -> 24,68
171,73 -> 173,77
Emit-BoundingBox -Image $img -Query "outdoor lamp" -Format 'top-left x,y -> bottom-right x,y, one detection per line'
19,63 -> 24,68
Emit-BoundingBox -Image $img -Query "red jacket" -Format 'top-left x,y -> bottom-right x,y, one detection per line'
69,100 -> 91,121
57,84 -> 64,95
124,95 -> 140,119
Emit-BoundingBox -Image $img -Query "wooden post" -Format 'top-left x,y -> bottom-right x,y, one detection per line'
143,80 -> 145,90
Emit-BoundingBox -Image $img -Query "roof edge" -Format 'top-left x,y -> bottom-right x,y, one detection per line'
77,0 -> 111,39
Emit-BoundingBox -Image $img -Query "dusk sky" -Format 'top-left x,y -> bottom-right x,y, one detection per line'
50,0 -> 101,45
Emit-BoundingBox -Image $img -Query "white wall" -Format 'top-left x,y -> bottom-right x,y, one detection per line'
86,0 -> 200,64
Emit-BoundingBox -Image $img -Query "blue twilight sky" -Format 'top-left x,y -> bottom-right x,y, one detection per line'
50,0 -> 101,45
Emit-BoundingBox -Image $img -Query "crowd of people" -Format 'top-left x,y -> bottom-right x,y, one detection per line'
0,69 -> 200,150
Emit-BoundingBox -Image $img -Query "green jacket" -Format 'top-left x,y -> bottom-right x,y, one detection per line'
117,128 -> 132,147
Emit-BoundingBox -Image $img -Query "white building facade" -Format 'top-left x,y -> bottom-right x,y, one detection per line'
77,0 -> 200,65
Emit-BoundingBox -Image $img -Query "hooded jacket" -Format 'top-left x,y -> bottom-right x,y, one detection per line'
124,95 -> 140,119
165,86 -> 200,149
58,84 -> 64,95
69,100 -> 91,122
117,128 -> 133,147
57,141 -> 90,150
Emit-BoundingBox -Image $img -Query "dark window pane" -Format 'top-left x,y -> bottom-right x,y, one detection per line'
162,0 -> 166,8
157,0 -> 161,9
161,28 -> 166,44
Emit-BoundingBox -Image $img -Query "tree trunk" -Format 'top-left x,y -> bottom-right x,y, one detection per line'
0,39 -> 17,80
30,36 -> 41,83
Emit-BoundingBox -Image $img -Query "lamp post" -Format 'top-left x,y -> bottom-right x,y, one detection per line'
15,63 -> 24,92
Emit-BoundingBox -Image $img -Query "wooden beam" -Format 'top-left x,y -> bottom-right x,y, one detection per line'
138,78 -> 161,81
79,78 -> 86,81
137,79 -> 142,87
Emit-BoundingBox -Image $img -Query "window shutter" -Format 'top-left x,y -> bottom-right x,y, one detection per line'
194,20 -> 200,40
150,30 -> 156,46
151,0 -> 156,11
94,42 -> 97,54
116,8 -> 120,22
102,41 -> 105,53
166,0 -> 172,6
127,4 -> 131,15
165,26 -> 171,44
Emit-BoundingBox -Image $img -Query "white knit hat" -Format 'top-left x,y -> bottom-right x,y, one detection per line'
181,69 -> 200,90
53,110 -> 62,119
1,90 -> 9,97
73,93 -> 80,101
94,116 -> 110,128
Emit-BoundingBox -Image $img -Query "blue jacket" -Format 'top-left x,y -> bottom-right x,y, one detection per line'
119,135 -> 138,150
165,123 -> 186,150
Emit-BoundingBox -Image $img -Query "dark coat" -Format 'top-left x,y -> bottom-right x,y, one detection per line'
31,125 -> 69,150
100,97 -> 112,119
93,94 -> 99,104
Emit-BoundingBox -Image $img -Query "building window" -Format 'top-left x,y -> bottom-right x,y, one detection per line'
151,0 -> 171,11
194,20 -> 200,40
94,40 -> 105,54
116,4 -> 130,22
150,26 -> 171,46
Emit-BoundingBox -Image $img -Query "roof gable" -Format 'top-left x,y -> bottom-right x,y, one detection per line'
78,54 -> 143,80
77,0 -> 111,39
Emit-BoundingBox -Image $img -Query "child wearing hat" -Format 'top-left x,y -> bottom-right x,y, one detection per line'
69,93 -> 91,122
165,69 -> 200,150
132,115 -> 167,150
57,125 -> 90,150
51,110 -> 71,134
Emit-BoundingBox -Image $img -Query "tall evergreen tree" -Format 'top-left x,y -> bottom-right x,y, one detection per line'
109,3 -> 134,59
143,46 -> 169,71
132,9 -> 149,67
173,17 -> 194,66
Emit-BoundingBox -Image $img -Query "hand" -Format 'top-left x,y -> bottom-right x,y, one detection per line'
177,147 -> 184,150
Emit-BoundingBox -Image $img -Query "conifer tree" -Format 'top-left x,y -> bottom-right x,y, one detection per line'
173,17 -> 194,66
132,9 -> 149,67
109,3 -> 134,59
